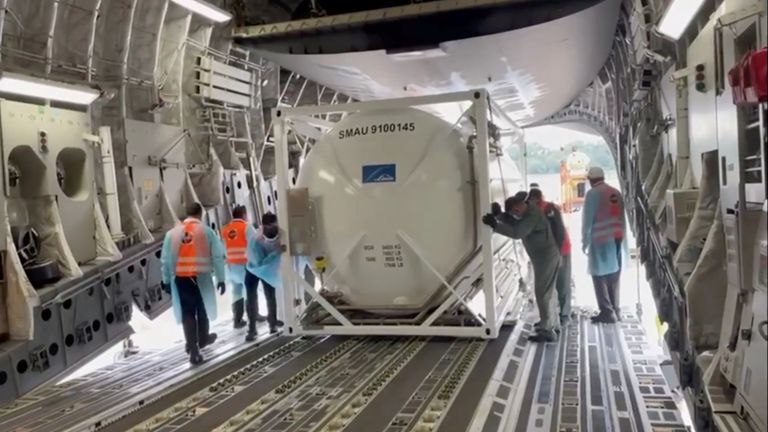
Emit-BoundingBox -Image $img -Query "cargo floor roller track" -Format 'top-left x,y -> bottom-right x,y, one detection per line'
0,315 -> 685,432
0,323 -> 284,432
473,313 -> 689,432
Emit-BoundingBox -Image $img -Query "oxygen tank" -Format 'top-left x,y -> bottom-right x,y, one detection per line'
296,107 -> 520,311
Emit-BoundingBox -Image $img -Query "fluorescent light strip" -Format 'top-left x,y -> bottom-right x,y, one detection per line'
0,73 -> 100,105
657,0 -> 705,40
171,0 -> 232,23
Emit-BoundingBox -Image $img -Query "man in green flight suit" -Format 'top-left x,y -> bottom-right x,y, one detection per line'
482,192 -> 561,342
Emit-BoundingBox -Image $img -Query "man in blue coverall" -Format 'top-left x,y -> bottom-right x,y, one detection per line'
244,212 -> 286,340
581,167 -> 628,323
160,202 -> 226,365
222,206 -> 266,328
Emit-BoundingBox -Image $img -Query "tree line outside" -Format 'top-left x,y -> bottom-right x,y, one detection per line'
506,141 -> 616,175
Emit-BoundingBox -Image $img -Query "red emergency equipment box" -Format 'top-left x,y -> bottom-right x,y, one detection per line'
730,47 -> 767,105
745,47 -> 766,103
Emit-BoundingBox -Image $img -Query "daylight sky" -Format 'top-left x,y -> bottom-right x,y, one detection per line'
523,125 -> 602,148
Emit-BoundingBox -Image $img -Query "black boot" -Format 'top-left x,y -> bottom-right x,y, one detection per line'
233,299 -> 246,328
591,312 -> 616,323
528,329 -> 558,343
182,318 -> 197,355
592,314 -> 617,324
199,332 -> 217,349
245,317 -> 258,342
189,347 -> 204,365
269,318 -> 283,334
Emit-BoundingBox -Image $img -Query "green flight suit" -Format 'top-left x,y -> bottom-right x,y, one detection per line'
493,206 -> 561,332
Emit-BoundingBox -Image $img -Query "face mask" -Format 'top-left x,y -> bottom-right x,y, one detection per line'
511,214 -> 522,220
262,225 -> 279,240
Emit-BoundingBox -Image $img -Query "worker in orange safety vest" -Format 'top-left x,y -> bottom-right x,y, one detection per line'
160,202 -> 226,365
220,205 -> 264,329
581,167 -> 628,324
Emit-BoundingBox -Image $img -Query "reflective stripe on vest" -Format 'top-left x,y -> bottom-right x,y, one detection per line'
221,219 -> 248,265
173,219 -> 212,277
591,183 -> 624,244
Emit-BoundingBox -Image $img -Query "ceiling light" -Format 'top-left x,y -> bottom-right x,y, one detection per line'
171,0 -> 232,23
657,0 -> 705,40
0,72 -> 100,105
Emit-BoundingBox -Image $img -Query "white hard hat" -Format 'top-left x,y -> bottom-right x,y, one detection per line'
587,167 -> 605,179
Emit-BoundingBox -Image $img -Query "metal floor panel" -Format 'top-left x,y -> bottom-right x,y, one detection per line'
345,339 -> 453,432
469,313 -> 687,432
0,322 -> 282,432
0,314 -> 686,432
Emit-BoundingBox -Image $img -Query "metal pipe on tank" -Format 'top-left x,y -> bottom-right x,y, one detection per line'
467,137 -> 479,249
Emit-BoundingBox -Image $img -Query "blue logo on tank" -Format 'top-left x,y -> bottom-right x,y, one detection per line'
362,164 -> 396,183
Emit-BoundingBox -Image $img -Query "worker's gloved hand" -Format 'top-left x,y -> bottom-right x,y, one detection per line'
217,282 -> 226,295
582,244 -> 589,255
161,282 -> 171,294
482,213 -> 497,229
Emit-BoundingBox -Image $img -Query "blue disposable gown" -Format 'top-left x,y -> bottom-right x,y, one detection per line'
226,224 -> 258,302
581,186 -> 629,276
161,222 -> 226,324
246,228 -> 283,289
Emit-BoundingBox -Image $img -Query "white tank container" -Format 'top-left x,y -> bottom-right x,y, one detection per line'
297,108 -> 520,311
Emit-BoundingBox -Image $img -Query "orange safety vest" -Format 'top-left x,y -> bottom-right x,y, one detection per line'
221,219 -> 248,265
590,182 -> 625,245
172,218 -> 211,277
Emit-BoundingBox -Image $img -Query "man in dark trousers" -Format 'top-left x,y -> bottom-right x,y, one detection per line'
244,212 -> 286,340
581,167 -> 627,323
161,202 -> 226,365
221,206 -> 266,328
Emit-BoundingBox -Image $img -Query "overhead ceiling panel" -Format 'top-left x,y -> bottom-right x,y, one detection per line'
235,0 -> 621,126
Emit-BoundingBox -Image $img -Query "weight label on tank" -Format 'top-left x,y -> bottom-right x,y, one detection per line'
338,122 -> 415,139
362,243 -> 404,268
382,243 -> 404,269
